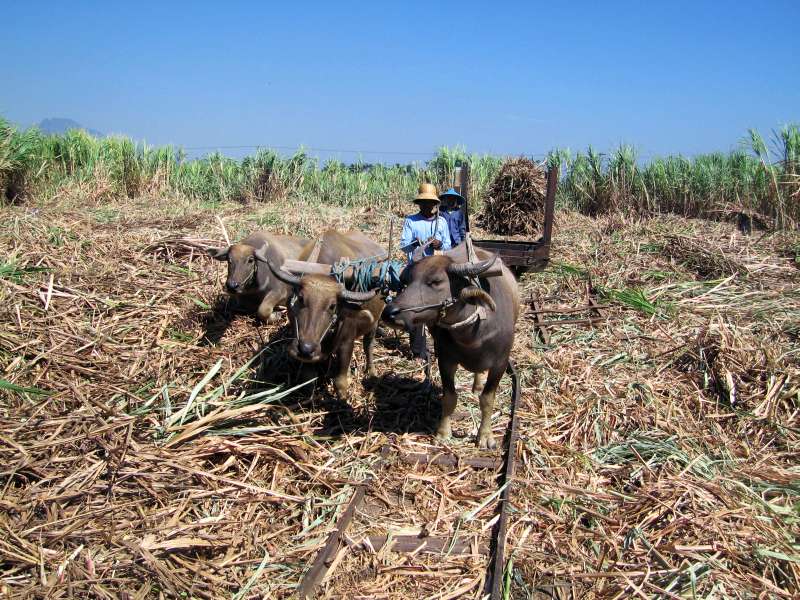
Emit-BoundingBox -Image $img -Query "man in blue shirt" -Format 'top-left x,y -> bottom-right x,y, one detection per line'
400,183 -> 451,261
399,183 -> 452,362
438,188 -> 466,247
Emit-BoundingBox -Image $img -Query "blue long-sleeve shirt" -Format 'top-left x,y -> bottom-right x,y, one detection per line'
400,213 -> 452,262
440,206 -> 466,246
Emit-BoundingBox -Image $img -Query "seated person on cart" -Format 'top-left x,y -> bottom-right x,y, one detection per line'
438,187 -> 467,248
399,183 -> 452,363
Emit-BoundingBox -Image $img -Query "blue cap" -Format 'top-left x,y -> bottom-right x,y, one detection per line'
439,188 -> 465,204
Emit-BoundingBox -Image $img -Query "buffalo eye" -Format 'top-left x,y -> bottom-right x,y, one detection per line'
328,302 -> 337,312
428,278 -> 445,287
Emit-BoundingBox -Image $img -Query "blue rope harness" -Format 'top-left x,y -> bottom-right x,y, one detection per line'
330,255 -> 407,293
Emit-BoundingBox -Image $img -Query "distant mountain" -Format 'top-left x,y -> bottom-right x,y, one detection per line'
37,118 -> 104,138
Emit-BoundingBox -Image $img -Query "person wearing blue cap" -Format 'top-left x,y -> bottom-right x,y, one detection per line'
439,188 -> 467,248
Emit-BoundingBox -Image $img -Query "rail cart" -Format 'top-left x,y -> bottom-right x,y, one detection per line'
453,163 -> 558,277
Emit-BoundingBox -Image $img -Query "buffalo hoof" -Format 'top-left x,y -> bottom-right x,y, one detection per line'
477,432 -> 496,450
435,425 -> 452,441
334,377 -> 351,401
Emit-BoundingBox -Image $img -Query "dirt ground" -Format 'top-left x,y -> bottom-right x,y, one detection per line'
1,189 -> 798,598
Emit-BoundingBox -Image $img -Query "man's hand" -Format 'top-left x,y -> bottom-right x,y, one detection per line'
431,239 -> 442,250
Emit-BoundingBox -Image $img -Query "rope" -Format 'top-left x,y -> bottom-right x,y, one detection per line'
330,254 -> 407,293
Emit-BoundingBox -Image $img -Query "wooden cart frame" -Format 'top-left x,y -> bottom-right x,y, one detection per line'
453,162 -> 558,276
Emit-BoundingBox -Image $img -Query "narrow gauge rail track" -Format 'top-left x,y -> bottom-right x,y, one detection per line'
297,362 -> 522,599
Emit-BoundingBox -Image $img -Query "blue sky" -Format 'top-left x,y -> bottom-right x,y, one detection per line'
3,1 -> 798,162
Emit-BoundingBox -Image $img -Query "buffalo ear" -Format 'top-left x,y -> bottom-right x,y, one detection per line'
207,247 -> 229,261
459,286 -> 496,312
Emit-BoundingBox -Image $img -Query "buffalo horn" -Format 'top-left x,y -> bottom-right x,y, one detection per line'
266,259 -> 302,287
447,254 -> 497,277
459,286 -> 497,311
340,288 -> 377,303
252,245 -> 271,263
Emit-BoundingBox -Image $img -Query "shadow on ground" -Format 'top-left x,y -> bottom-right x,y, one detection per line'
198,294 -> 251,346
316,328 -> 441,437
315,372 -> 439,437
234,324 -> 442,438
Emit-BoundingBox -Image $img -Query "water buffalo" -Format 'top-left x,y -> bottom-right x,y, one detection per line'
382,245 -> 519,448
207,232 -> 310,323
266,230 -> 385,400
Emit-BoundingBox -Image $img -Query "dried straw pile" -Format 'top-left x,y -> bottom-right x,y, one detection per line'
1,188 -> 799,598
673,326 -> 785,412
480,157 -> 547,236
663,234 -> 748,279
662,231 -> 800,281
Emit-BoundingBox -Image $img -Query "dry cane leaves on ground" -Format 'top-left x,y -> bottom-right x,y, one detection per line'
0,192 -> 798,598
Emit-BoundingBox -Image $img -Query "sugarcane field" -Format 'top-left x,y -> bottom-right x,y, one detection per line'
3,4 -> 800,598
1,124 -> 798,599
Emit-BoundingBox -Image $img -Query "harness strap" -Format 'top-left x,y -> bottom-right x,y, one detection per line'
393,298 -> 458,314
392,296 -> 487,330
243,262 -> 258,289
307,239 -> 323,263
317,314 -> 339,345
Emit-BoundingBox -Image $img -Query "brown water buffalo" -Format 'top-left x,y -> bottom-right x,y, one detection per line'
266,230 -> 385,400
382,245 -> 519,448
207,232 -> 310,323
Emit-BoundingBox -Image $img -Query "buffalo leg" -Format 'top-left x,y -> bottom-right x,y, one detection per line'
477,363 -> 506,449
436,354 -> 459,441
363,332 -> 377,378
472,371 -> 488,394
256,290 -> 283,324
333,338 -> 355,401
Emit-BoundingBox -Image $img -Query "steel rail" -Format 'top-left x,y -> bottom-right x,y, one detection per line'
485,360 -> 522,599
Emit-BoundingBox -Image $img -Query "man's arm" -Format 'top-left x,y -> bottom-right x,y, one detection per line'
400,217 -> 417,261
437,217 -> 452,251
458,209 -> 466,242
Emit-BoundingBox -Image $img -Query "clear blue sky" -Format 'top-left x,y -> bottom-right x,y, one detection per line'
3,1 -> 798,162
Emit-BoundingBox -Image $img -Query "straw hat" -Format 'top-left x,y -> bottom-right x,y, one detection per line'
414,183 -> 440,203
